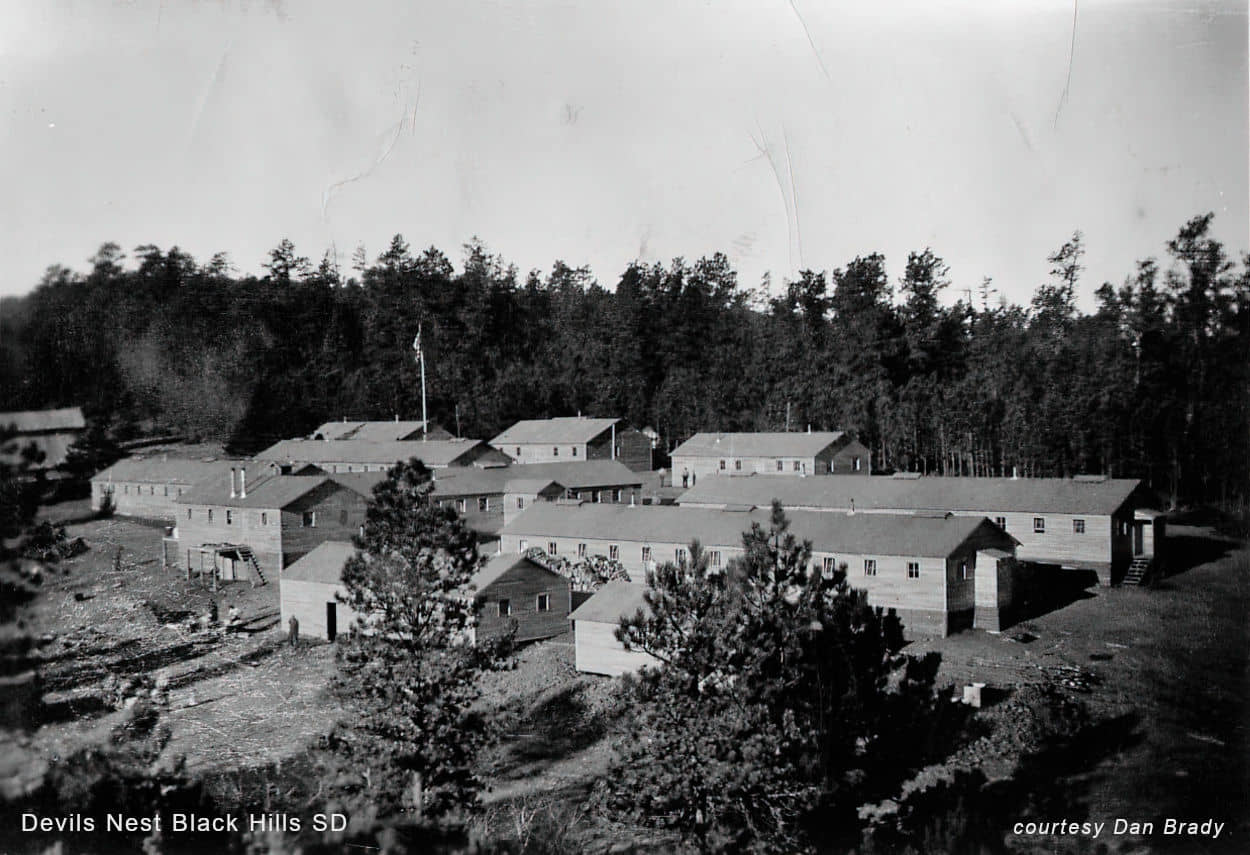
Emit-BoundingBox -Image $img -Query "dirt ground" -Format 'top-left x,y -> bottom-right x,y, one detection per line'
13,504 -> 1247,854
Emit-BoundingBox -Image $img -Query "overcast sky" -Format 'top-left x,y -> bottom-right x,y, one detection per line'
1,0 -> 1246,307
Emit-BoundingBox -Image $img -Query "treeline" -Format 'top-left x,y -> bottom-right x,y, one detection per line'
0,215 -> 1246,506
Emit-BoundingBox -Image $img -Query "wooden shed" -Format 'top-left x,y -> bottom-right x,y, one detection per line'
469,553 -> 572,644
279,541 -> 359,642
567,580 -> 659,677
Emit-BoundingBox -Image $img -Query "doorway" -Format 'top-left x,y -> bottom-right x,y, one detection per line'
326,602 -> 337,642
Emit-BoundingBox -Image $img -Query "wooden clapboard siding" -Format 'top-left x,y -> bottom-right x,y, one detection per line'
177,505 -> 284,578
92,480 -> 192,520
280,579 -> 357,641
475,563 -> 572,643
278,483 -> 368,568
574,620 -> 659,676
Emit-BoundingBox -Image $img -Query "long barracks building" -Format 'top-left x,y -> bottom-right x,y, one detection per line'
500,503 -> 1019,637
676,474 -> 1162,586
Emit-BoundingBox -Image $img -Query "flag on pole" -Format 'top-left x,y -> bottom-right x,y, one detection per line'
412,326 -> 422,359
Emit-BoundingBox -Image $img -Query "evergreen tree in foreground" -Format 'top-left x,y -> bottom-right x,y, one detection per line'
320,459 -> 512,825
600,503 -> 966,854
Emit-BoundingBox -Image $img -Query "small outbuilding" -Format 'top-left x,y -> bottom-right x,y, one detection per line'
470,553 -> 571,644
567,580 -> 659,677
279,541 -> 359,642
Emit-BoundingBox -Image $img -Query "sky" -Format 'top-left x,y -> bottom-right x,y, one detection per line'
1,0 -> 1246,308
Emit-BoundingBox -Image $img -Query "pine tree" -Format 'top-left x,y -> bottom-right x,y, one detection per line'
320,459 -> 510,824
600,503 -> 961,854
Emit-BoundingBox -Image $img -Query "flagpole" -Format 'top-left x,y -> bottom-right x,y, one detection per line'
415,326 -> 427,442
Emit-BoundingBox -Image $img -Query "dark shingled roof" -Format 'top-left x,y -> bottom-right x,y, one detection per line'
676,474 -> 1149,516
468,553 -> 563,592
92,457 -> 240,485
568,580 -> 652,624
491,416 -> 621,446
282,541 -> 356,584
254,438 -> 491,467
671,431 -> 849,459
177,474 -> 346,509
502,503 -> 1013,559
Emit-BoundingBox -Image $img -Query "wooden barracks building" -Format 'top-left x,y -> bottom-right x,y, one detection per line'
676,474 -> 1161,586
490,416 -> 653,472
91,456 -> 240,521
252,437 -> 511,475
500,503 -> 1018,638
168,466 -> 373,584
669,430 -> 870,483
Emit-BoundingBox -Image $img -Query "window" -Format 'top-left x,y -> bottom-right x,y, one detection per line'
519,539 -> 528,552
1121,521 -> 1129,536
225,510 -> 233,525
708,550 -> 721,567
187,508 -> 192,520
641,546 -> 652,562
959,561 -> 970,580
719,459 -> 726,471
553,447 -> 559,456
776,460 -> 784,472
302,511 -> 316,528
1073,518 -> 1085,534
497,599 -> 511,617
163,486 -> 169,497
150,486 -> 155,495
577,542 -> 587,558
822,556 -> 836,574
456,499 -> 467,514
609,544 -> 619,561
793,460 -> 801,472
853,457 -> 862,472
123,485 -> 129,495
478,497 -> 489,512
516,497 -> 525,510
612,489 -> 621,502
346,465 -> 353,472
260,512 -> 268,525
907,561 -> 920,579
734,460 -> 742,471
548,541 -> 558,556
676,547 -> 687,563
593,491 -> 600,503
207,509 -> 213,523
536,594 -> 551,612
515,447 -> 521,456
995,516 -> 1007,530
572,446 -> 578,457
340,509 -> 349,525
1033,517 -> 1045,533
863,559 -> 877,576
177,488 -> 182,497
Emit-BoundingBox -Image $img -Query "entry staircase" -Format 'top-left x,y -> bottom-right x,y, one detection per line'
237,546 -> 267,586
1121,556 -> 1152,587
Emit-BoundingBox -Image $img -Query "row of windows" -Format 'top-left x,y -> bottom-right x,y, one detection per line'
113,483 -> 184,498
994,516 -> 1087,535
513,445 -> 582,458
185,508 -> 343,528
442,488 -> 628,515
716,458 -> 863,473
494,593 -> 551,617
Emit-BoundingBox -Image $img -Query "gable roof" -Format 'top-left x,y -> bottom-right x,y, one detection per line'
0,408 -> 86,433
671,431 -> 850,459
282,541 -> 356,584
177,473 -> 352,510
568,580 -> 652,623
92,456 -> 240,485
431,460 -> 642,498
254,438 -> 491,467
491,416 -> 621,446
502,503 -> 1013,559
676,474 -> 1149,516
468,553 -> 564,592
310,420 -> 450,442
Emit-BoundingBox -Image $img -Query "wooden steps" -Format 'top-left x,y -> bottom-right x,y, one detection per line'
1121,556 -> 1151,586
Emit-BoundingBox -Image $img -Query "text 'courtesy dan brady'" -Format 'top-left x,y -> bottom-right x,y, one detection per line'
21,813 -> 348,834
